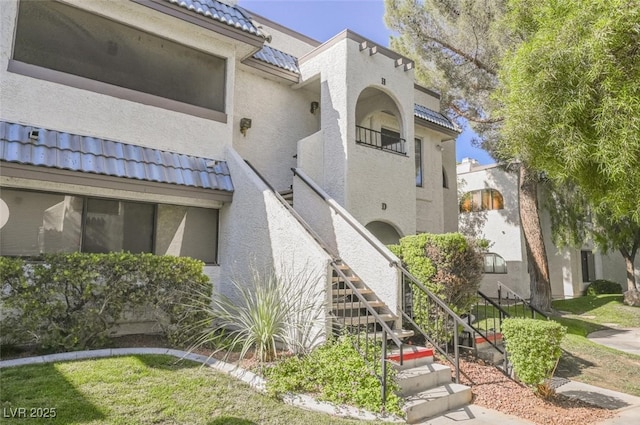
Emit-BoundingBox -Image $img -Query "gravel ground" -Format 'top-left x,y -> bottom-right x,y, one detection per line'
455,357 -> 615,425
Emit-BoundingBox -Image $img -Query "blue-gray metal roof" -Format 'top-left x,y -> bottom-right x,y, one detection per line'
252,45 -> 300,74
414,104 -> 460,133
165,0 -> 264,38
0,121 -> 233,192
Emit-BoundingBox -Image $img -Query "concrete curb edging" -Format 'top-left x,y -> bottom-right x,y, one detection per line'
0,348 -> 401,422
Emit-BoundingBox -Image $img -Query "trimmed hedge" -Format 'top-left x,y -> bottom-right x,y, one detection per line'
0,253 -> 210,351
392,233 -> 484,314
586,279 -> 623,295
502,318 -> 566,395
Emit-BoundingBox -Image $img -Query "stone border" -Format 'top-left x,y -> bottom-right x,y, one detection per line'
0,348 -> 402,423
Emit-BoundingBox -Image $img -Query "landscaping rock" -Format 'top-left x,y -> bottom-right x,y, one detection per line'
623,290 -> 640,306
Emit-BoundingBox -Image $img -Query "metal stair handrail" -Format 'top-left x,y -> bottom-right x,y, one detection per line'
244,160 -> 404,409
330,261 -> 405,407
497,281 -> 549,319
292,167 -> 477,383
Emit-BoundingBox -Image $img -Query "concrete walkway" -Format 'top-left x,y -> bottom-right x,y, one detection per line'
587,327 -> 640,356
2,346 -> 640,425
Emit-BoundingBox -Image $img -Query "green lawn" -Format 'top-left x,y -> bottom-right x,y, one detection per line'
550,294 -> 640,397
470,294 -> 640,396
0,355 -> 390,425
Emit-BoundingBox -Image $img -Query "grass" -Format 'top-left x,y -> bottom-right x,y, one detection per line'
0,355 -> 390,425
471,294 -> 640,397
550,294 -> 640,397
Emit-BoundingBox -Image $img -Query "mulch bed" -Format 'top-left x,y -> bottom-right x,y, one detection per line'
455,356 -> 615,425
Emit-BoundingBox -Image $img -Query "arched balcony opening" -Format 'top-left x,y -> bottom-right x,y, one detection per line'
354,87 -> 406,155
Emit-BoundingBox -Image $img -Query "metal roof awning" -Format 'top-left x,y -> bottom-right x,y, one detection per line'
0,121 -> 233,201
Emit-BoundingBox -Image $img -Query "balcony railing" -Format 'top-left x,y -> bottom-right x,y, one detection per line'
355,125 -> 406,155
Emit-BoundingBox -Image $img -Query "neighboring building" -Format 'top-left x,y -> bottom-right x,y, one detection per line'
0,1 -> 459,333
457,158 -> 631,299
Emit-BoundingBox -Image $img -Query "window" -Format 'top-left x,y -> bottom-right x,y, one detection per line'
581,250 -> 596,282
381,128 -> 403,153
0,189 -> 219,263
484,253 -> 507,274
459,189 -> 504,212
12,1 -> 226,118
84,199 -> 154,254
415,139 -> 423,187
0,189 -> 82,256
442,167 -> 449,189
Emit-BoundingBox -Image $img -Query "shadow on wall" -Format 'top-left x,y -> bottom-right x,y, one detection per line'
218,152 -> 275,302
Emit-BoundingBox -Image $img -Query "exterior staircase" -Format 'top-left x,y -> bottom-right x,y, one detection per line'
331,263 -> 472,422
330,262 -> 412,339
246,166 -> 476,421
390,345 -> 472,423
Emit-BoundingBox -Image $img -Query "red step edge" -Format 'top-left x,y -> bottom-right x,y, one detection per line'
387,346 -> 434,362
475,333 -> 503,344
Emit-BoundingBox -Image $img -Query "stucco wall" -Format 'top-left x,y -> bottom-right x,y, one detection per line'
299,39 -> 349,205
297,130 -> 324,183
292,169 -> 401,316
232,68 -> 320,191
218,148 -> 331,346
457,164 -> 529,297
0,0 -> 239,160
457,161 -> 634,299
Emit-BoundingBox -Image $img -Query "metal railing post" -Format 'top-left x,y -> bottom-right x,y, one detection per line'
381,331 -> 388,409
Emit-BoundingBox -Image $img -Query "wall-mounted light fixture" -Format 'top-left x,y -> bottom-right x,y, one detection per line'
310,101 -> 319,114
240,118 -> 252,136
436,144 -> 444,151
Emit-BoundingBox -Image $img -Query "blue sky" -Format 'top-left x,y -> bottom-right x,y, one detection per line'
239,0 -> 495,165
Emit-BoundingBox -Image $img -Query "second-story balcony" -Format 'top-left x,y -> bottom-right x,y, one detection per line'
355,125 -> 406,155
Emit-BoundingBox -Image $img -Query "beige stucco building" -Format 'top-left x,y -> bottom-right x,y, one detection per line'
457,158 -> 633,299
0,0 -> 459,332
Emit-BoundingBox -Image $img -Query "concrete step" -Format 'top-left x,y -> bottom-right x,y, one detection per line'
336,313 -> 395,325
332,300 -> 385,310
388,345 -> 434,370
396,363 -> 452,396
477,343 -> 506,365
371,329 -> 414,340
403,383 -> 472,424
332,276 -> 362,283
331,288 -> 373,297
475,332 -> 503,349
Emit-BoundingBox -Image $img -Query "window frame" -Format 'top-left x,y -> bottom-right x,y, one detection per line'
415,138 -> 423,187
459,189 -> 505,213
483,253 -> 507,274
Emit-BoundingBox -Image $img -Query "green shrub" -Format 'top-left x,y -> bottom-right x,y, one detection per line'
265,334 -> 403,416
394,233 -> 484,314
189,265 -> 325,364
392,233 -> 483,342
502,318 -> 566,396
0,253 -> 210,351
586,279 -> 623,295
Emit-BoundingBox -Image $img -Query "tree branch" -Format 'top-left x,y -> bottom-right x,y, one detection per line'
451,104 -> 504,124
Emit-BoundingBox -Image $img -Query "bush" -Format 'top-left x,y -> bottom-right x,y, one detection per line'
0,253 -> 210,351
189,265 -> 325,364
586,279 -> 623,295
394,233 -> 484,313
265,334 -> 403,416
501,318 -> 566,397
